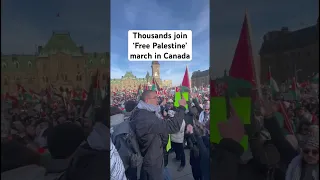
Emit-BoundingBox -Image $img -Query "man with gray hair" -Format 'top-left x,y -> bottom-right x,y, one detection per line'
130,90 -> 186,180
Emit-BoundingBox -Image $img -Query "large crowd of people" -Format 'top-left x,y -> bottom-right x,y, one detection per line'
1,79 -> 319,180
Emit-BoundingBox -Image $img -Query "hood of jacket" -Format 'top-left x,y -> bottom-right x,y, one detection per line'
110,114 -> 125,127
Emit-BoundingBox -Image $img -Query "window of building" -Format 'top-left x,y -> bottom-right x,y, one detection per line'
28,61 -> 32,68
101,58 -> 105,64
64,74 -> 68,81
56,74 -> 59,80
89,59 -> 93,64
79,74 -> 82,81
2,62 -> 7,68
46,76 -> 49,83
77,64 -> 80,68
102,73 -> 106,80
15,62 -> 20,68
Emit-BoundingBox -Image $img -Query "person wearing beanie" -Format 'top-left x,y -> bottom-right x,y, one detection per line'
286,135 -> 319,180
44,122 -> 85,179
124,100 -> 137,121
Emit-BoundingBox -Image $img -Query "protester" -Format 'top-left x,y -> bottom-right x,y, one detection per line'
44,123 -> 85,179
286,135 -> 319,180
110,139 -> 127,180
169,110 -> 186,171
129,90 -> 186,180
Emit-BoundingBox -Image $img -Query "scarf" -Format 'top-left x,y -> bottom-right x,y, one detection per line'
199,111 -> 209,125
137,100 -> 162,119
286,155 -> 319,180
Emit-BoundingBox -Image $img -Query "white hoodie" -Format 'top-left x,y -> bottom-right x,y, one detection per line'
170,120 -> 185,143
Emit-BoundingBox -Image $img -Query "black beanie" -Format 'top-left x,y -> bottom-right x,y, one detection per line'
125,100 -> 137,112
47,123 -> 85,159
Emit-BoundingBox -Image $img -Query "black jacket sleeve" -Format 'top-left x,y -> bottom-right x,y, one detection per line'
152,106 -> 186,134
193,98 -> 203,112
263,115 -> 297,164
211,138 -> 244,180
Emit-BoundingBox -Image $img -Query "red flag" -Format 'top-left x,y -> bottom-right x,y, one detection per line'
82,89 -> 88,100
279,102 -> 294,134
229,11 -> 256,87
17,84 -> 26,93
181,66 -> 190,88
210,80 -> 218,97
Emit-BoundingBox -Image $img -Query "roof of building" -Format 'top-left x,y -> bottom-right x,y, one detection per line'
39,31 -> 82,56
191,69 -> 209,78
259,24 -> 318,55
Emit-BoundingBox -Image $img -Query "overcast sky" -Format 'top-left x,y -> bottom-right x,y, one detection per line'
1,0 -> 318,83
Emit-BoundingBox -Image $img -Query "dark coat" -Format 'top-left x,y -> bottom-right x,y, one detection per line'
130,106 -> 186,180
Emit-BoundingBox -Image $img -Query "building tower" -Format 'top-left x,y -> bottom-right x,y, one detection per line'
151,61 -> 161,86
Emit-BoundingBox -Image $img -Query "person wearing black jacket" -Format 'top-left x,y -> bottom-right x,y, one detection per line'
210,101 -> 298,180
186,123 -> 210,180
130,90 -> 186,180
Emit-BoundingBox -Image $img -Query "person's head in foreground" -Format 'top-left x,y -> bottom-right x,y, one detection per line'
47,122 -> 85,160
141,90 -> 158,106
302,136 -> 319,164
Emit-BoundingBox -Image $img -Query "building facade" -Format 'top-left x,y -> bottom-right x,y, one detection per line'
1,31 -> 109,94
191,69 -> 209,88
259,19 -> 319,83
110,61 -> 172,92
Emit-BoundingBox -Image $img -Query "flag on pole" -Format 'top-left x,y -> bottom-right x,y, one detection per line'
268,66 -> 279,94
311,73 -> 319,84
229,10 -> 256,87
290,77 -> 300,100
181,66 -> 191,92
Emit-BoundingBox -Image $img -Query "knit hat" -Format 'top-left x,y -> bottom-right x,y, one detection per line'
304,136 -> 319,149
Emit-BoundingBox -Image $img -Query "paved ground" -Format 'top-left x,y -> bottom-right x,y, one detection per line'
167,149 -> 194,180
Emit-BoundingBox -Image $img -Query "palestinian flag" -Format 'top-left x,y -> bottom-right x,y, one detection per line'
82,89 -> 88,100
290,77 -> 300,100
311,73 -> 319,84
151,78 -> 160,91
180,66 -> 190,92
268,66 -> 279,94
137,84 -> 143,95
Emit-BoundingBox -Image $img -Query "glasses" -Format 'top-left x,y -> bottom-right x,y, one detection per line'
205,109 -> 210,111
303,148 -> 319,156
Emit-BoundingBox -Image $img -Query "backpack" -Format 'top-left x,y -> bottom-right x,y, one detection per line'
111,112 -> 143,180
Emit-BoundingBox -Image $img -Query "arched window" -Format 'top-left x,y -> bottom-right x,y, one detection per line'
28,61 -> 32,68
101,58 -> 105,64
15,61 -> 20,68
76,74 -> 79,81
77,73 -> 82,81
64,74 -> 68,81
2,62 -> 7,68
89,59 -> 93,64
4,76 -> 9,85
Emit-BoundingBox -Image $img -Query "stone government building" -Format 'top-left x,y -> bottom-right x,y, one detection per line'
1,31 -> 110,94
110,61 -> 172,92
259,18 -> 319,83
191,69 -> 209,88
